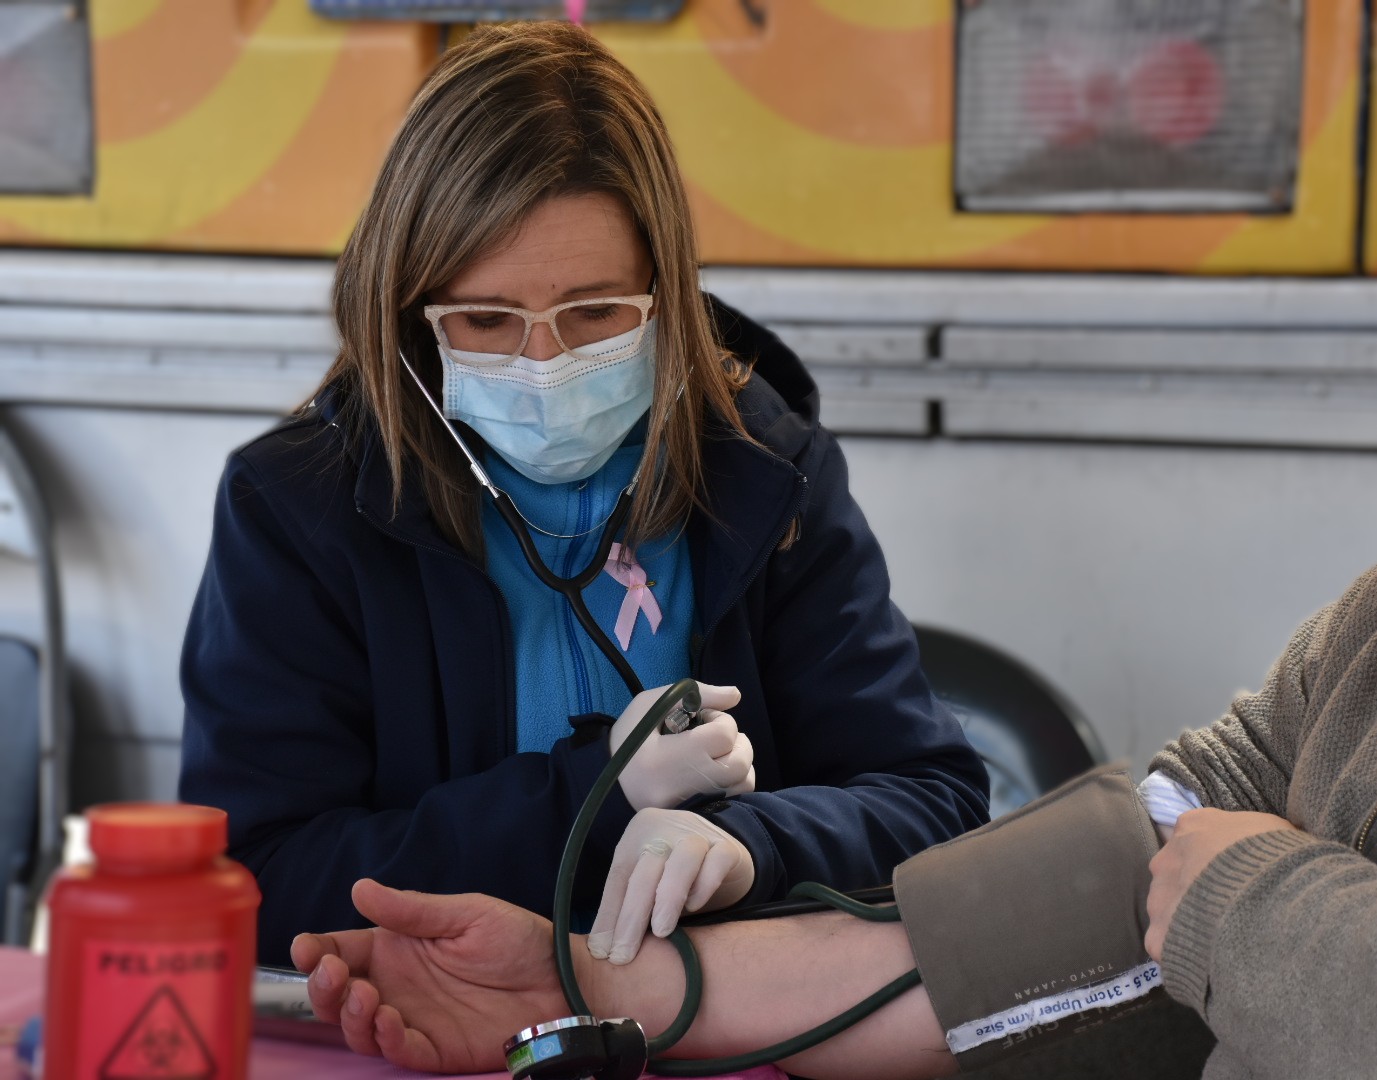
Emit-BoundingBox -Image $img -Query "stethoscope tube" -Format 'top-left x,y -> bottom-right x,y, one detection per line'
545,679 -> 923,1078
552,680 -> 705,1050
399,346 -> 646,700
489,486 -> 644,698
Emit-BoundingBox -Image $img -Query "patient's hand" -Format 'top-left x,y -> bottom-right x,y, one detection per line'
291,880 -> 569,1073
1145,807 -> 1297,962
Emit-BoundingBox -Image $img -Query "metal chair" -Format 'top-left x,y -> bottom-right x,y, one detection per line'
913,624 -> 1104,819
0,422 -> 69,945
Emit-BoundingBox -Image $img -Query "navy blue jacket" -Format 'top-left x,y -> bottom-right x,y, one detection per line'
179,299 -> 989,963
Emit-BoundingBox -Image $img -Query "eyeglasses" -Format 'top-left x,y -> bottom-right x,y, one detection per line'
424,294 -> 655,366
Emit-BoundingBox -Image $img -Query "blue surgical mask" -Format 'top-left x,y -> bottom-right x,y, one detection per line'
439,319 -> 656,485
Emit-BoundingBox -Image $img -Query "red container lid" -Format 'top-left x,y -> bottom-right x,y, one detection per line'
87,803 -> 228,869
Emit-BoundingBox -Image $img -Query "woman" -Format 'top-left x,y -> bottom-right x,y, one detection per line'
179,21 -> 988,965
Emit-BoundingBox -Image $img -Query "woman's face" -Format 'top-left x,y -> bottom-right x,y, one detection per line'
433,192 -> 654,362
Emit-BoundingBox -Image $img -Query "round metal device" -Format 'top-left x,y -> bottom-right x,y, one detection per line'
504,1016 -> 647,1080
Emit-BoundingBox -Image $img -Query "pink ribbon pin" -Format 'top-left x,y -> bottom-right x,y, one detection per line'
604,542 -> 662,651
565,0 -> 587,24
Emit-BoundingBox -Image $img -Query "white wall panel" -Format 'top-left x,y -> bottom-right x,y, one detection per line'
5,257 -> 1377,802
0,406 -> 280,804
844,437 -> 1377,769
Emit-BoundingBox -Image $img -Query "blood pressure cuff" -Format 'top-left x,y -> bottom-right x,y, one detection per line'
893,763 -> 1162,1070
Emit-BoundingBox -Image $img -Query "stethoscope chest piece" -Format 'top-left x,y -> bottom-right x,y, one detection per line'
505,1016 -> 648,1080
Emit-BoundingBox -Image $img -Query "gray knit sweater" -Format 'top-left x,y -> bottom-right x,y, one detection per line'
1151,566 -> 1377,1080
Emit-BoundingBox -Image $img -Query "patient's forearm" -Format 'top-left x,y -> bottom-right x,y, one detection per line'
576,911 -> 955,1080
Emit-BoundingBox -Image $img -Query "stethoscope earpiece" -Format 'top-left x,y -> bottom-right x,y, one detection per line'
505,1016 -> 648,1080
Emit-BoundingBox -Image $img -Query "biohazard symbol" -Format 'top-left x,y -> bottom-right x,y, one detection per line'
98,985 -> 217,1080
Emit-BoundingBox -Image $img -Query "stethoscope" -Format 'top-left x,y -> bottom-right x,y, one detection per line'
400,348 -> 651,699
400,350 -> 919,1078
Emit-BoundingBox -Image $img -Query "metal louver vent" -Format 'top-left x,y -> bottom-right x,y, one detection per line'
0,3 -> 92,195
955,0 -> 1305,213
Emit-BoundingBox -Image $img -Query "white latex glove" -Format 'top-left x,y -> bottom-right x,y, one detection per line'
587,807 -> 755,965
610,682 -> 755,812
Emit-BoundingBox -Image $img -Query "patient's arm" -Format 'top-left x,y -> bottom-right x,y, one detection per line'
295,767 -> 1155,1077
594,906 -> 954,1080
292,878 -> 953,1079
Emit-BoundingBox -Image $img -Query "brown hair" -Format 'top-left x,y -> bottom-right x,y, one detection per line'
319,20 -> 752,558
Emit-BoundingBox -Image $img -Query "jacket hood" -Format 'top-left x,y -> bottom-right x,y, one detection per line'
706,293 -> 820,465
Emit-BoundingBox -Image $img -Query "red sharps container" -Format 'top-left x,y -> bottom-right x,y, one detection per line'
42,803 -> 260,1080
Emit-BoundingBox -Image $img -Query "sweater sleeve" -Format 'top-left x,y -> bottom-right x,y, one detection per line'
704,430 -> 991,902
1162,828 -> 1377,1078
179,451 -> 632,963
1153,566 -> 1377,1076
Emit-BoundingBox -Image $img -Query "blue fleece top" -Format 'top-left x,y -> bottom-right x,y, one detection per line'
481,420 -> 696,752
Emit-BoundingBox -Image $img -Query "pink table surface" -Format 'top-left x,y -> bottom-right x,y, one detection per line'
0,947 -> 784,1080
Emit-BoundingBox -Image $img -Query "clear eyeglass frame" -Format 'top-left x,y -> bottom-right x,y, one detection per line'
424,293 -> 655,367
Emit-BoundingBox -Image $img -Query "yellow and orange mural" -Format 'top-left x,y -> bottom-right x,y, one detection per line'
0,0 -> 1366,273
0,1 -> 433,253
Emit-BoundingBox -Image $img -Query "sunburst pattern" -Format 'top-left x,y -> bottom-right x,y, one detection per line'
0,0 -> 1362,272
